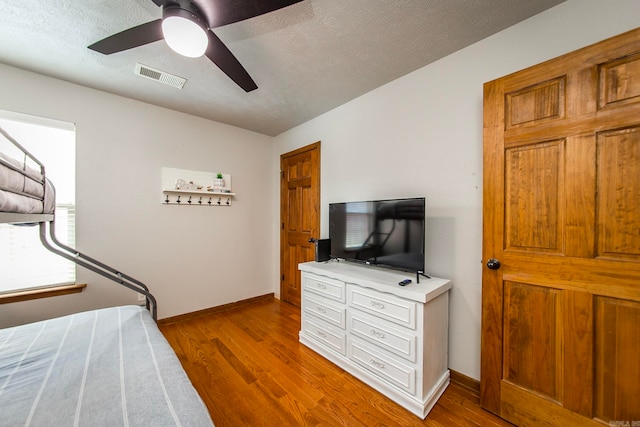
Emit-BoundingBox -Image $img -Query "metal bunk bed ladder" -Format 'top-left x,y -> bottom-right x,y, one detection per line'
38,218 -> 158,321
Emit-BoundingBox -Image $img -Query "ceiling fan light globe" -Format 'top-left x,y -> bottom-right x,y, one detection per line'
162,16 -> 208,58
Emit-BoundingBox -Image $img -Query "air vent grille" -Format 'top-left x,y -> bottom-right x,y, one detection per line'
134,63 -> 186,89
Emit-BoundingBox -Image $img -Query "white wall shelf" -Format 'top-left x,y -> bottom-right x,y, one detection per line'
163,189 -> 236,196
162,167 -> 235,206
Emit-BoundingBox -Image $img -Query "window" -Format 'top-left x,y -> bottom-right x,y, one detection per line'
345,201 -> 372,248
0,111 -> 76,293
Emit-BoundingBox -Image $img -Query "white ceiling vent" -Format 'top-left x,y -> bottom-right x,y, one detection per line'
134,63 -> 186,89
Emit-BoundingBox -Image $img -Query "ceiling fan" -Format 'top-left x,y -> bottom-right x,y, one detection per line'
88,0 -> 303,92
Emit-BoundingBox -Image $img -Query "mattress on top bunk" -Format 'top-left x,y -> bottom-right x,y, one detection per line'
0,305 -> 214,427
0,151 -> 55,214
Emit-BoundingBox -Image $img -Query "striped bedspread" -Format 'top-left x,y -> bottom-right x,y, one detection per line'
0,305 -> 214,427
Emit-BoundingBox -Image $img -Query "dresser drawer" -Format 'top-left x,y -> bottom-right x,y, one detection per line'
303,293 -> 346,329
349,312 -> 417,363
349,339 -> 415,394
303,273 -> 346,303
348,285 -> 417,329
303,317 -> 347,356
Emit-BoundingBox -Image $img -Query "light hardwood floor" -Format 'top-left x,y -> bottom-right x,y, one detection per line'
160,298 -> 513,426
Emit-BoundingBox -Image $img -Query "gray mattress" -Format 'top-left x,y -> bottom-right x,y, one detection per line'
0,305 -> 214,427
0,151 -> 55,215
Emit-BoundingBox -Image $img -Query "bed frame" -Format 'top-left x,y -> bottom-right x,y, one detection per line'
0,125 -> 157,320
0,125 -> 214,425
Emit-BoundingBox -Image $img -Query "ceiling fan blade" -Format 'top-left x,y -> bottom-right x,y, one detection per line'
202,0 -> 304,28
205,31 -> 257,92
88,19 -> 164,54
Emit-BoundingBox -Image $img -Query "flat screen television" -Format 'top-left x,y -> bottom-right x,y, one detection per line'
329,197 -> 425,273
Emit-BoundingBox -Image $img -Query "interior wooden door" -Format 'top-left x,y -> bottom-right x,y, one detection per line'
481,28 -> 640,426
280,142 -> 320,307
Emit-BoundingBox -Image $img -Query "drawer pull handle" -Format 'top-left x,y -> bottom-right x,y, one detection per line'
317,283 -> 327,289
370,301 -> 385,310
370,329 -> 385,339
370,359 -> 386,369
317,307 -> 327,314
317,331 -> 327,338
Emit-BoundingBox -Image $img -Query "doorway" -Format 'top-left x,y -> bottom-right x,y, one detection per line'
280,142 -> 320,307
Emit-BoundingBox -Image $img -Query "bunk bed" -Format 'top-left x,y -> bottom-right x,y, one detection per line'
0,126 -> 214,426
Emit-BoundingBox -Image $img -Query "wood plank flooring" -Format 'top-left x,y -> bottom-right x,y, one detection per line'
160,298 -> 513,426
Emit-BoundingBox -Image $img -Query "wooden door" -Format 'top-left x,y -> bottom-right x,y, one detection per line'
481,28 -> 640,426
280,142 -> 320,307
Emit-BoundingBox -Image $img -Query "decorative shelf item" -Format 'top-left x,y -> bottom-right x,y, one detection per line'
162,167 -> 235,206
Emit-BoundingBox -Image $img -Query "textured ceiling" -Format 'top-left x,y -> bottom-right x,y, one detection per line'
0,0 -> 564,136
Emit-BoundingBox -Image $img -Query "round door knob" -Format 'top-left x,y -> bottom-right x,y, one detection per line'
486,258 -> 501,270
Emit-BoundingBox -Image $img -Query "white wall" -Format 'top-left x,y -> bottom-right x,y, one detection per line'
0,64 -> 273,327
272,0 -> 640,380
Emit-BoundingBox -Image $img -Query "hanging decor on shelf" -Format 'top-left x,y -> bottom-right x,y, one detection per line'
161,167 -> 235,206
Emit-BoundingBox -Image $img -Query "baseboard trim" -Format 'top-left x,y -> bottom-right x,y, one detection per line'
449,369 -> 480,395
158,293 -> 275,326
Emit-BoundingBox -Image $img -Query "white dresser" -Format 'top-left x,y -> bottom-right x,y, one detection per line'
298,261 -> 451,419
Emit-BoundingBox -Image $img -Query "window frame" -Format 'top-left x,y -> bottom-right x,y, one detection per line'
0,110 -> 78,296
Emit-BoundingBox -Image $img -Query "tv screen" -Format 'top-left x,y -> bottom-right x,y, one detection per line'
329,197 -> 425,273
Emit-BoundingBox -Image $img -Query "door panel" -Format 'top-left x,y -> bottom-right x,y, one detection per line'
597,127 -> 640,261
505,140 -> 564,253
503,282 -> 560,401
594,297 -> 640,422
599,52 -> 640,108
482,28 -> 640,426
505,77 -> 566,128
